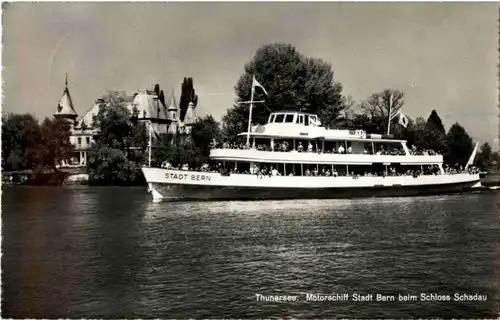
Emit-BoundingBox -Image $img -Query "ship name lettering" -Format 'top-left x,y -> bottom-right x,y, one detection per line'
165,173 -> 189,180
191,174 -> 211,182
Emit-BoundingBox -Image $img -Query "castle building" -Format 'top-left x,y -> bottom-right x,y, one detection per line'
54,75 -> 198,167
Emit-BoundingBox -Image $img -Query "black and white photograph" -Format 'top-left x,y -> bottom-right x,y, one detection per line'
1,1 -> 499,318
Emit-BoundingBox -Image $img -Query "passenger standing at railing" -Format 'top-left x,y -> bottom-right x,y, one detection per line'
298,142 -> 304,152
271,167 -> 280,176
347,146 -> 352,154
338,145 -> 345,154
282,141 -> 289,152
210,139 -> 218,148
308,142 -> 313,152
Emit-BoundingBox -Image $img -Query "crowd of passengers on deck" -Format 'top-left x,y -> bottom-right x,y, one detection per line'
162,161 -> 479,176
210,139 -> 439,157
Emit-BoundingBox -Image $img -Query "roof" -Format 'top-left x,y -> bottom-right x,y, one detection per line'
128,91 -> 168,120
183,102 -> 196,125
54,75 -> 78,118
75,99 -> 104,129
166,90 -> 178,111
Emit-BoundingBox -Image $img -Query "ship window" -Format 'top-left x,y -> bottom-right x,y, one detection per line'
284,114 -> 294,123
270,114 -> 276,123
275,114 -> 285,123
304,115 -> 309,126
297,115 -> 304,124
310,116 -> 317,125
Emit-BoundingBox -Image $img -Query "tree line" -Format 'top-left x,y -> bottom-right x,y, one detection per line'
2,42 -> 499,185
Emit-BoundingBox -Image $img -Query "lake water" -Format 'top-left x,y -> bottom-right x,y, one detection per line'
2,186 -> 499,318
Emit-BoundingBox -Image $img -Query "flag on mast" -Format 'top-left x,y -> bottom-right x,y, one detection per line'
398,111 -> 409,128
252,76 -> 268,95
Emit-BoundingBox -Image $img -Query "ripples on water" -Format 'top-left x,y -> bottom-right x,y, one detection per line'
2,186 -> 499,318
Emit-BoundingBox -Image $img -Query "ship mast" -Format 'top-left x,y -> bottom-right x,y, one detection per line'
148,121 -> 152,167
246,84 -> 255,146
387,91 -> 394,135
237,76 -> 265,147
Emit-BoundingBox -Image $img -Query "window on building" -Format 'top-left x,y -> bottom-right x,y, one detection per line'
86,137 -> 90,144
78,137 -> 82,145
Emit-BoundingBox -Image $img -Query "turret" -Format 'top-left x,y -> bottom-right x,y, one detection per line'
166,90 -> 178,122
54,73 -> 78,124
167,90 -> 178,134
183,101 -> 196,134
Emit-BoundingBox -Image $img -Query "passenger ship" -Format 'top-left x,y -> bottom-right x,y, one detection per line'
141,82 -> 481,202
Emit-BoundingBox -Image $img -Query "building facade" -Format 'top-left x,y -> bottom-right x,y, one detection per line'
54,76 -> 199,167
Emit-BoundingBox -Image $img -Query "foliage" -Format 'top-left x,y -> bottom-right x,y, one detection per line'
424,110 -> 446,153
221,106 -> 250,143
93,90 -> 147,152
346,89 -> 404,134
444,123 -> 474,167
153,83 -> 166,107
2,113 -> 73,172
86,143 -> 144,185
405,117 -> 428,148
2,113 -> 40,170
152,133 -> 175,167
153,115 -> 221,169
179,77 -> 198,122
39,117 -> 74,171
475,142 -> 494,171
191,115 -> 221,159
93,103 -> 132,149
86,90 -> 147,185
222,43 -> 347,140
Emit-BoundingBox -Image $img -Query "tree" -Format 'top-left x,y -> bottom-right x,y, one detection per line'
424,110 -> 446,153
152,115 -> 220,169
39,117 -> 73,171
153,84 -> 166,107
491,151 -> 500,171
179,77 -> 198,122
2,113 -> 73,172
191,115 -> 221,161
444,123 -> 474,167
93,91 -> 135,150
221,105 -> 253,143
86,144 -> 144,185
360,89 -> 404,134
407,117 -> 428,148
2,113 -> 42,171
152,133 -> 175,167
475,142 -> 493,171
222,43 -> 346,139
87,90 -> 147,185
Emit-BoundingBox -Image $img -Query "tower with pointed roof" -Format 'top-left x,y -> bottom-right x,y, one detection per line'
166,89 -> 179,135
54,74 -> 78,125
183,101 -> 197,134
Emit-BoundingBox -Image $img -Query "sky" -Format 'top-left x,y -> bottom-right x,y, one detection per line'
2,2 -> 499,149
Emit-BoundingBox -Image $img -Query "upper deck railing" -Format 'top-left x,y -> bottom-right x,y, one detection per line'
209,148 -> 443,165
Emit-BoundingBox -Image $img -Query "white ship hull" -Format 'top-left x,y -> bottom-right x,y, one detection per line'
141,167 -> 481,201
